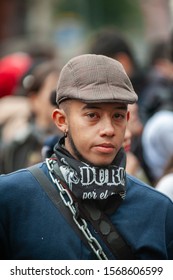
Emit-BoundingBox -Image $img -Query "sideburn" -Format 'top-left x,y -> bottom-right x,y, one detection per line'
66,129 -> 92,164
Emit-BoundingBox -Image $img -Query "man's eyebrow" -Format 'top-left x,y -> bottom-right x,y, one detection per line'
82,104 -> 101,110
113,104 -> 127,110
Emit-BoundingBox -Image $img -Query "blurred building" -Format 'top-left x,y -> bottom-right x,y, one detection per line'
140,0 -> 172,42
0,0 -> 173,64
0,0 -> 55,57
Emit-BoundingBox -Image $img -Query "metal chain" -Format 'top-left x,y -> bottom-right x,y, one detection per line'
46,158 -> 108,260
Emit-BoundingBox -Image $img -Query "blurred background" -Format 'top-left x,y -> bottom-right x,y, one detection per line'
0,0 -> 173,66
1,0 -> 173,191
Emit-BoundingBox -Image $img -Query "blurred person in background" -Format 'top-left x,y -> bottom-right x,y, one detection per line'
123,126 -> 141,177
0,52 -> 33,99
155,155 -> 173,201
139,39 -> 173,124
26,43 -> 57,63
19,60 -> 61,134
0,46 -> 58,142
142,110 -> 173,186
0,59 -> 61,173
0,51 -> 34,172
123,112 -> 149,184
128,103 -> 143,157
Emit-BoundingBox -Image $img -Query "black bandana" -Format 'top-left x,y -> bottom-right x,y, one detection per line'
52,137 -> 126,200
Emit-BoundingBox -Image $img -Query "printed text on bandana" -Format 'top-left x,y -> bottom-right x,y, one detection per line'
59,157 -> 125,200
80,166 -> 125,199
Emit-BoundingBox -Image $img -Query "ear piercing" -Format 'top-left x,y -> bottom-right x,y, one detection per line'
64,129 -> 68,138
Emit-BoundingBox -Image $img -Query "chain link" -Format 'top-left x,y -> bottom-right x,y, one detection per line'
46,158 -> 108,260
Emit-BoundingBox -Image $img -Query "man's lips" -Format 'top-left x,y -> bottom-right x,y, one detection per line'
94,143 -> 115,153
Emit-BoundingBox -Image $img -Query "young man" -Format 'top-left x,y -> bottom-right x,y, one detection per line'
0,54 -> 173,260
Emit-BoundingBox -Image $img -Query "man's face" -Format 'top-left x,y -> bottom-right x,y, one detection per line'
55,100 -> 129,166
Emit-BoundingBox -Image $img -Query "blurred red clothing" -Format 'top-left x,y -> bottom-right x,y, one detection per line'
0,52 -> 32,98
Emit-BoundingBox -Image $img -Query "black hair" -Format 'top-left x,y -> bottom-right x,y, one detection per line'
90,27 -> 136,67
149,40 -> 172,66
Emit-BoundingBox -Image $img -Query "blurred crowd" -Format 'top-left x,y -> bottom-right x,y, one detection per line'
1,26 -> 173,201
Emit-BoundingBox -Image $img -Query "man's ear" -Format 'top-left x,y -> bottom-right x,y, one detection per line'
52,108 -> 68,133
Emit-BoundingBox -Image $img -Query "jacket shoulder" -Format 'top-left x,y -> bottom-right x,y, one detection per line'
126,173 -> 173,205
0,162 -> 48,194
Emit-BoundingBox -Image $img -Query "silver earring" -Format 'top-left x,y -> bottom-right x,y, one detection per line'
64,130 -> 68,138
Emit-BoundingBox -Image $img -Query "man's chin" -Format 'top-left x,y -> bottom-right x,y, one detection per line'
86,157 -> 115,167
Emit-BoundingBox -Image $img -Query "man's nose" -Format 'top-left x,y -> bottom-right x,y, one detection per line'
99,118 -> 115,137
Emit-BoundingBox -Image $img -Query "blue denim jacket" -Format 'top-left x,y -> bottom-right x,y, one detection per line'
0,162 -> 173,260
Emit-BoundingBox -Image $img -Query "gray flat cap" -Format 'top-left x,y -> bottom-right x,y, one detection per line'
56,54 -> 138,105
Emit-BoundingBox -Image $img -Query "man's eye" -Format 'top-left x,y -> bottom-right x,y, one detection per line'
114,113 -> 125,119
87,112 -> 98,119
